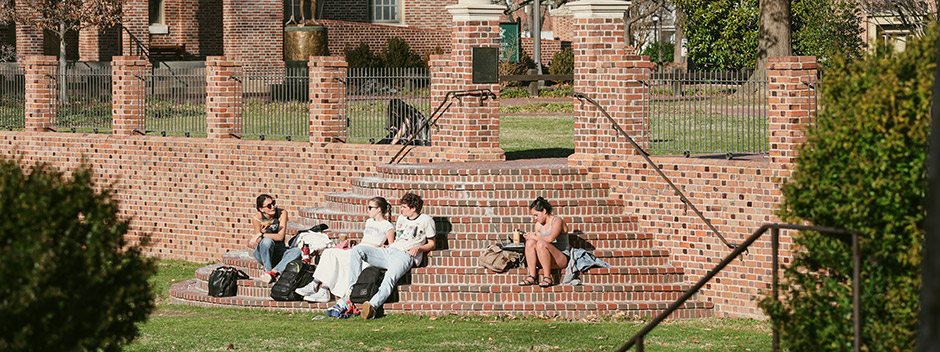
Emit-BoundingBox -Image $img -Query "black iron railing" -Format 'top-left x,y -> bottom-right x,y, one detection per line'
388,88 -> 497,164
618,223 -> 861,352
574,92 -> 738,250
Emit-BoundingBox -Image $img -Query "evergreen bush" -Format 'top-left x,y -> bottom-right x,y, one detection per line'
344,42 -> 384,68
382,37 -> 424,68
499,47 -> 536,87
640,41 -> 675,64
762,25 -> 936,351
0,159 -> 156,351
548,46 -> 573,84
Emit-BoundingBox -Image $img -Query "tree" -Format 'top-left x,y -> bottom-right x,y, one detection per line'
0,0 -> 123,101
673,0 -> 863,71
763,24 -> 936,351
755,0 -> 792,75
0,158 -> 156,351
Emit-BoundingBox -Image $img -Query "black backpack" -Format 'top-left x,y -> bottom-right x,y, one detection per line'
208,266 -> 248,297
349,266 -> 399,304
270,259 -> 316,301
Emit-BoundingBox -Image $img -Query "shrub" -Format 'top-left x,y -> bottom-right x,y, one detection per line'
499,47 -> 536,87
345,42 -> 383,68
762,25 -> 936,351
640,41 -> 674,64
382,37 -> 424,68
421,45 -> 446,68
0,159 -> 156,351
548,46 -> 573,84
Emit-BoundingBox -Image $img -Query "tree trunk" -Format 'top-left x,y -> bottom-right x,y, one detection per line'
673,9 -> 685,64
756,0 -> 792,74
58,22 -> 68,105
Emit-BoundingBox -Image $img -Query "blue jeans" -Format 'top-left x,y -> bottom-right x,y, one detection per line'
348,246 -> 413,308
253,237 -> 302,273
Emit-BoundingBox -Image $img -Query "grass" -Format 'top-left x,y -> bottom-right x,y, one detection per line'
500,114 -> 574,160
501,102 -> 574,114
129,259 -> 773,352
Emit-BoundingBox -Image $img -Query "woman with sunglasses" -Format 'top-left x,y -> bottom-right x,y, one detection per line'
250,194 -> 302,283
295,196 -> 395,303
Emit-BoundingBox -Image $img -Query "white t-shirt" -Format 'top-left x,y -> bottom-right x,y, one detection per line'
361,218 -> 394,246
390,213 -> 436,265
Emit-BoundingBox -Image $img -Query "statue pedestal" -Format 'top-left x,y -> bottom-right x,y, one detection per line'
284,25 -> 329,61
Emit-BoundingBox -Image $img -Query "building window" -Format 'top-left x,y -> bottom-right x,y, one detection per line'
371,0 -> 400,23
149,0 -> 165,25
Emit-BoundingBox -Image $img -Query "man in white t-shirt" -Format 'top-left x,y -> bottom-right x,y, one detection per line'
348,192 -> 436,319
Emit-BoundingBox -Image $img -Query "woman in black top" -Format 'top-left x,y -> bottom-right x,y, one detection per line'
250,194 -> 302,283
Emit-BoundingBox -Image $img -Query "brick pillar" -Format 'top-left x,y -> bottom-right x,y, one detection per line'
567,0 -> 650,167
206,56 -> 242,139
768,56 -> 818,177
223,0 -> 284,75
111,56 -> 148,135
308,56 -> 346,145
14,3 -> 43,56
122,0 -> 150,57
22,56 -> 57,132
427,0 -> 504,161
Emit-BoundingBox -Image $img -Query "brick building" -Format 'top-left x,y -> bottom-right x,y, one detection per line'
0,0 -> 571,65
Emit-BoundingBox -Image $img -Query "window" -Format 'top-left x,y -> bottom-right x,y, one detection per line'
149,0 -> 165,25
371,0 -> 400,23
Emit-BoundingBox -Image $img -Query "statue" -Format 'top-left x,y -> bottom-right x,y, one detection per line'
287,0 -> 319,25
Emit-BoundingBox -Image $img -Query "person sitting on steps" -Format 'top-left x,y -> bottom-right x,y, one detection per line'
249,194 -> 302,284
295,196 -> 396,303
518,196 -> 569,288
347,192 -> 436,319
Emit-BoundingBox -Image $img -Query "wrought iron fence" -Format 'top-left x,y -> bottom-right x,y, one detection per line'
239,66 -> 309,141
0,63 -> 25,130
144,65 -> 206,137
54,63 -> 112,133
646,70 -> 768,158
342,67 -> 432,144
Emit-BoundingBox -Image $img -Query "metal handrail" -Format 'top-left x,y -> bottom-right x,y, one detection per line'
121,26 -> 153,62
388,88 -> 497,164
573,92 -> 738,250
619,223 -> 861,352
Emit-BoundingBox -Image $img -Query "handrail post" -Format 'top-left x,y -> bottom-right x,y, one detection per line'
772,226 -> 780,352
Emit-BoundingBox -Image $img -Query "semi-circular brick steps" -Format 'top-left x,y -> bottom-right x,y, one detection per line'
169,159 -> 714,319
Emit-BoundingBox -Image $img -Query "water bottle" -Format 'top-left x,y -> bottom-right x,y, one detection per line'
301,244 -> 310,263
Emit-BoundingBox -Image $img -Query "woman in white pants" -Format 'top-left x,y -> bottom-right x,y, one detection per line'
295,197 -> 395,302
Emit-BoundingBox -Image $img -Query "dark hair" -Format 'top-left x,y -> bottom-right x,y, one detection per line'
370,196 -> 391,219
256,194 -> 274,212
529,196 -> 553,214
400,192 -> 423,213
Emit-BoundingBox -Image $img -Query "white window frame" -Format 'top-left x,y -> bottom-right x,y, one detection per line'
371,0 -> 402,24
149,0 -> 168,34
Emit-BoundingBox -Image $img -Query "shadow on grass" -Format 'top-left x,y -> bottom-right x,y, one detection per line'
505,148 -> 574,160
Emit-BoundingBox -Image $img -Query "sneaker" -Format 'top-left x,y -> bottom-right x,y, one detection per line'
259,271 -> 278,284
361,301 -> 375,320
304,287 -> 331,303
295,282 -> 319,297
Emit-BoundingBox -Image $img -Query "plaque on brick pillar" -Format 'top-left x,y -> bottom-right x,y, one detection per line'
472,47 -> 498,84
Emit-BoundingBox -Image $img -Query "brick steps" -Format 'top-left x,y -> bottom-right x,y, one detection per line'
168,160 -> 713,319
170,278 -> 713,319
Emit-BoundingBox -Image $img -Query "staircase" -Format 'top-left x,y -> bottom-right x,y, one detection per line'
169,158 -> 713,319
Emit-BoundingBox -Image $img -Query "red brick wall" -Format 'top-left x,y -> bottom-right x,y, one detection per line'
0,134 -> 456,262
321,20 -> 450,58
322,0 -> 369,23
406,0 -> 457,32
223,0 -> 282,72
599,156 -> 791,318
123,0 -> 150,57
149,0 -> 224,58
79,25 -> 122,61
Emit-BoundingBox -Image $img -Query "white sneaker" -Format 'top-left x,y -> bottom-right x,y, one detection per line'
303,287 -> 331,303
295,282 -> 319,297
258,272 -> 272,283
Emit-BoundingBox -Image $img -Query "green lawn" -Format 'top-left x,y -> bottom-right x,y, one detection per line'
130,259 -> 773,352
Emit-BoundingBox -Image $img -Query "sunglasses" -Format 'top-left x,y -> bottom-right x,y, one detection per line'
263,202 -> 276,209
367,205 -> 378,210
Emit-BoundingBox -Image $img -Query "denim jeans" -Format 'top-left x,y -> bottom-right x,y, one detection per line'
348,246 -> 414,308
253,237 -> 302,273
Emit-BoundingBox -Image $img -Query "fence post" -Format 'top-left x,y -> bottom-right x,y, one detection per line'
111,56 -> 148,135
567,0 -> 649,166
308,56 -> 347,145
767,56 -> 818,176
22,55 -> 57,132
206,56 -> 242,139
